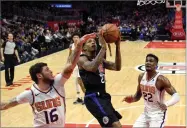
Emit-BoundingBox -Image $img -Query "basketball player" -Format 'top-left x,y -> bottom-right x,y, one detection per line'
123,54 -> 180,128
69,33 -> 85,105
77,31 -> 122,128
0,33 -> 96,128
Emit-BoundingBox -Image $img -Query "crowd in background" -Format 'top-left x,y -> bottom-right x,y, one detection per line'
83,2 -> 186,40
1,1 -> 186,70
1,16 -> 78,69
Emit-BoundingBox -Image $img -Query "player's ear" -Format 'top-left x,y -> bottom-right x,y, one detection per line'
83,44 -> 87,51
36,73 -> 43,79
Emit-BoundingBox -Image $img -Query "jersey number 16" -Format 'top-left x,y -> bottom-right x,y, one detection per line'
44,108 -> 59,124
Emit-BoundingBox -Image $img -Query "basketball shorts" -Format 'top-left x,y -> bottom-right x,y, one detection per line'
133,110 -> 167,128
84,92 -> 122,127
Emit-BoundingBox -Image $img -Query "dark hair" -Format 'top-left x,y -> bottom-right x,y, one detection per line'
72,32 -> 80,39
146,53 -> 159,63
29,62 -> 47,84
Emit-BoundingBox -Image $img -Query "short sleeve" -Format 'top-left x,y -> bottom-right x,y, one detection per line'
53,73 -> 67,87
16,90 -> 33,104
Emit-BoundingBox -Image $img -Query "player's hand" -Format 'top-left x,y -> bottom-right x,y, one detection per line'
115,31 -> 121,46
80,33 -> 96,44
97,31 -> 107,49
0,102 -> 6,110
122,95 -> 134,103
157,101 -> 167,110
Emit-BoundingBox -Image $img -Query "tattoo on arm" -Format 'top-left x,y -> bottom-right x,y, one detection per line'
103,60 -> 116,70
79,48 -> 106,72
90,47 -> 106,71
103,45 -> 121,71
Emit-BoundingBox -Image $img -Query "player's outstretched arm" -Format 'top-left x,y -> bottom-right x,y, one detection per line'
123,73 -> 143,103
157,75 -> 180,110
62,33 -> 96,79
0,90 -> 32,110
103,36 -> 121,71
78,33 -> 107,72
0,98 -> 19,110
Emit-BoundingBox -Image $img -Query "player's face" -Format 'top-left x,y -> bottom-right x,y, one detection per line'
145,56 -> 157,71
41,66 -> 54,83
84,38 -> 97,52
8,34 -> 13,41
73,35 -> 80,44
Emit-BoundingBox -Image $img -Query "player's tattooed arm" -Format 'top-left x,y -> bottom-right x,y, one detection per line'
0,97 -> 19,110
78,33 -> 107,72
63,33 -> 96,79
123,73 -> 143,103
103,35 -> 121,71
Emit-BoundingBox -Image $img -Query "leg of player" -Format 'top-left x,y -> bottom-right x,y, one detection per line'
84,95 -> 122,128
112,121 -> 122,128
73,77 -> 84,104
149,120 -> 166,128
77,77 -> 86,93
149,110 -> 167,128
133,112 -> 148,128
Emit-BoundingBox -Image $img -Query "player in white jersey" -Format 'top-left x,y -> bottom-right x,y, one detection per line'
69,33 -> 85,105
0,33 -> 96,128
123,53 -> 180,128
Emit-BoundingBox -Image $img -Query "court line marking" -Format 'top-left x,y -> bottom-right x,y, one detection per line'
85,104 -> 186,127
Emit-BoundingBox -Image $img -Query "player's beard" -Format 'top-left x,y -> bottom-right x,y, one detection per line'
42,74 -> 54,85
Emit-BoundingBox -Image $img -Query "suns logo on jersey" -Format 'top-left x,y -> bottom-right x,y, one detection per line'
140,84 -> 155,94
34,97 -> 62,112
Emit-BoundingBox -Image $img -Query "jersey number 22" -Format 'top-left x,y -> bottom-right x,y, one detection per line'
143,92 -> 153,102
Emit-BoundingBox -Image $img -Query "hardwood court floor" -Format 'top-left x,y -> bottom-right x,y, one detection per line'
0,41 -> 185,127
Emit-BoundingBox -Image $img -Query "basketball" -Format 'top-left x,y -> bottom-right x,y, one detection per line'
101,24 -> 120,43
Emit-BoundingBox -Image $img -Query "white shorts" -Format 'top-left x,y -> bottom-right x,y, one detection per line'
133,110 -> 167,128
72,65 -> 80,78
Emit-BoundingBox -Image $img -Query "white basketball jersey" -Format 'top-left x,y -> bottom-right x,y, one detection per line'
30,82 -> 66,127
140,72 -> 165,112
